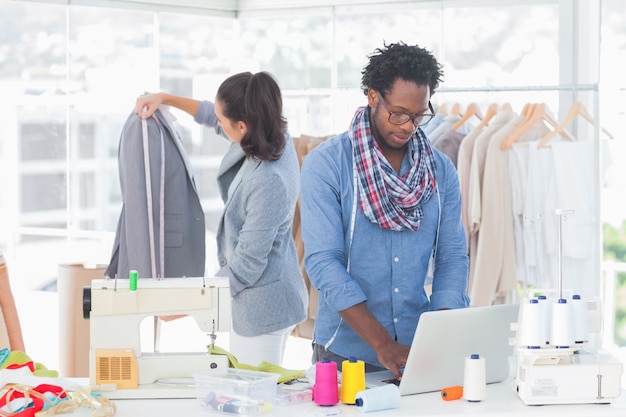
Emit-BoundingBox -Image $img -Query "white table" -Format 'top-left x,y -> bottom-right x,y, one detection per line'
72,379 -> 626,417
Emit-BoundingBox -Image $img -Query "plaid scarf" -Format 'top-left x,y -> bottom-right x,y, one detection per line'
349,106 -> 437,231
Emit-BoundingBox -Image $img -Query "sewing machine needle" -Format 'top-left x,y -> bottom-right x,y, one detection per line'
210,319 -> 217,350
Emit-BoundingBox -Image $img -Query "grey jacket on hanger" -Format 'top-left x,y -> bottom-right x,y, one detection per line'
106,108 -> 205,280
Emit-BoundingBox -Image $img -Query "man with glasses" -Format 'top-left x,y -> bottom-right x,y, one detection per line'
301,42 -> 469,379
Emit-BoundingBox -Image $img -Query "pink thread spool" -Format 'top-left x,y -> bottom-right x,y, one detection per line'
313,358 -> 339,406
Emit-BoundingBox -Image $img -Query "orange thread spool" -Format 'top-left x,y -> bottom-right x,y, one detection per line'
440,385 -> 463,401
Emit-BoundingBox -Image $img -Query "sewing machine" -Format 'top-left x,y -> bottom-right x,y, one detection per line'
513,289 -> 623,405
83,276 -> 231,399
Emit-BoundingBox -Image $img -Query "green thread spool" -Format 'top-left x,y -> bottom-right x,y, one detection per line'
129,269 -> 138,292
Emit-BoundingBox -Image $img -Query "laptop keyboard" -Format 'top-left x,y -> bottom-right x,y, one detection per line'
382,378 -> 400,386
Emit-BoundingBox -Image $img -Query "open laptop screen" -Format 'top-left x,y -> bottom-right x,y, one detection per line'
365,303 -> 518,396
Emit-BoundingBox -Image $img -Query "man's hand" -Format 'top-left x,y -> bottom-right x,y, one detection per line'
339,302 -> 410,380
375,339 -> 410,380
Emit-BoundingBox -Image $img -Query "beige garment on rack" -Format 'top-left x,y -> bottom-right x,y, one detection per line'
467,110 -> 517,237
465,109 -> 521,303
457,126 -> 484,295
291,134 -> 334,339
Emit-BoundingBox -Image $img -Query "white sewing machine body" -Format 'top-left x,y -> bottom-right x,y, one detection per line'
516,346 -> 622,405
85,276 -> 231,399
513,289 -> 623,405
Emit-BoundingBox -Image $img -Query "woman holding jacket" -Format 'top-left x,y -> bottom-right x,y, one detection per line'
135,71 -> 308,366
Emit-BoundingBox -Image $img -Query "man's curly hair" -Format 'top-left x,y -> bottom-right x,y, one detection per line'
361,42 -> 444,97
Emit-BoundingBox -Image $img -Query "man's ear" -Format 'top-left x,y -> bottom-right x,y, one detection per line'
367,89 -> 378,107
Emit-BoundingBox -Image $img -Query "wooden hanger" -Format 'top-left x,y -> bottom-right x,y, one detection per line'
437,102 -> 448,115
473,102 -> 499,130
502,103 -> 567,150
537,101 -> 615,149
500,103 -> 536,150
451,102 -> 483,131
449,102 -> 462,116
519,102 -> 533,117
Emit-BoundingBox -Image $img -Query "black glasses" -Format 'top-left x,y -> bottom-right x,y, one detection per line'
377,93 -> 435,127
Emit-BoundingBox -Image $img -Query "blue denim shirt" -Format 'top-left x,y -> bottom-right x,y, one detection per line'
301,131 -> 470,368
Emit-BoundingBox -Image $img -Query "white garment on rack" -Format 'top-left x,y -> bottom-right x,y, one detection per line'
551,139 -> 611,259
544,139 -> 610,295
511,140 -> 556,288
521,140 -> 553,288
508,143 -> 531,286
518,137 -> 610,293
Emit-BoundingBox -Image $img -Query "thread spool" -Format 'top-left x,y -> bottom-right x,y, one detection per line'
129,269 -> 138,292
340,357 -> 365,404
536,295 -> 551,345
355,385 -> 400,413
463,354 -> 486,402
550,298 -> 574,348
313,358 -> 339,406
440,385 -> 463,401
571,294 -> 589,344
518,298 -> 545,349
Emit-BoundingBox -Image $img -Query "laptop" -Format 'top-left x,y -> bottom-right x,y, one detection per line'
365,303 -> 519,396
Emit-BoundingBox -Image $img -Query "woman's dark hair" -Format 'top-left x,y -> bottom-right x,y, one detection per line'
216,71 -> 287,161
361,42 -> 444,97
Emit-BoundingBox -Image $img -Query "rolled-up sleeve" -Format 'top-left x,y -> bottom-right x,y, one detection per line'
301,144 -> 367,313
194,100 -> 218,127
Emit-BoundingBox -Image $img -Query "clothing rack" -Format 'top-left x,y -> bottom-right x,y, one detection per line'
436,83 -> 598,93
434,83 -> 601,136
436,81 -> 605,302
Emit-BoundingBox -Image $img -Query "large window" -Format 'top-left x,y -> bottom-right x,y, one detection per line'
237,2 -> 561,137
0,1 -> 236,289
0,0 -> 612,283
600,0 -> 626,355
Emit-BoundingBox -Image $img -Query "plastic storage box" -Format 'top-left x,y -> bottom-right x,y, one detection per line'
194,369 -> 279,415
274,383 -> 313,406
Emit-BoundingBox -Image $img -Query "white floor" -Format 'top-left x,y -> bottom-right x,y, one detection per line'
13,288 -> 313,377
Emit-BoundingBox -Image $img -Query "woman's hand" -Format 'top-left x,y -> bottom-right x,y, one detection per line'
135,92 -> 165,119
